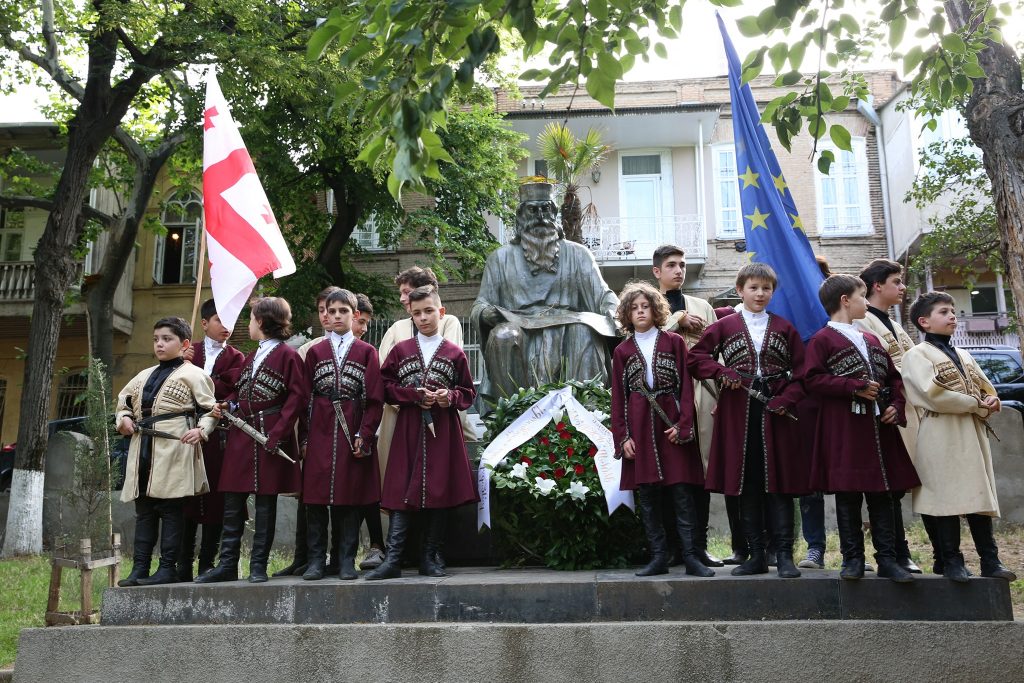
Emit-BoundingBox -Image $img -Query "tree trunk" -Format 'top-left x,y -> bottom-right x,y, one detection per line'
317,175 -> 363,285
86,141 -> 179,373
948,1 -> 1024,331
561,189 -> 583,244
1,14 -> 168,556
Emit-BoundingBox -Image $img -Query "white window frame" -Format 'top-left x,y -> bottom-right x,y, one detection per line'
814,137 -> 873,237
153,190 -> 202,285
711,143 -> 742,239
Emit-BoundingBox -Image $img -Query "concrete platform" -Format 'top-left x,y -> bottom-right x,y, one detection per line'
15,621 -> 1024,682
100,566 -> 1014,625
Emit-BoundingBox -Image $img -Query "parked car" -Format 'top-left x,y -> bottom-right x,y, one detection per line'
0,442 -> 14,492
962,345 -> 1024,405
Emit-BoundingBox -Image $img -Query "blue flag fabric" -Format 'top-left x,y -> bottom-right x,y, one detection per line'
717,14 -> 828,340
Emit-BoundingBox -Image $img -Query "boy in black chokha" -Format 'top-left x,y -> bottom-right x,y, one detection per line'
802,275 -> 920,582
611,282 -> 713,578
116,317 -> 219,586
300,288 -> 384,580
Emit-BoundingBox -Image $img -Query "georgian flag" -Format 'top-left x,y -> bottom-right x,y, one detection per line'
202,70 -> 295,330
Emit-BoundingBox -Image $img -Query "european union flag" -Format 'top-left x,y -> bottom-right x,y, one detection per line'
718,14 -> 828,340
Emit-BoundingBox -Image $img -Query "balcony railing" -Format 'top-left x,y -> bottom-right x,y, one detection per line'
0,261 -> 84,302
580,214 -> 707,263
949,315 -> 1020,349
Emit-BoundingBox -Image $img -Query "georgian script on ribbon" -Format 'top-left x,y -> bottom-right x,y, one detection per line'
476,387 -> 633,531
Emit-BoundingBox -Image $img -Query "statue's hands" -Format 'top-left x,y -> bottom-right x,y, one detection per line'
481,305 -> 504,326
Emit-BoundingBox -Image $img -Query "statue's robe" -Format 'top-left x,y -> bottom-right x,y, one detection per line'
470,240 -> 619,402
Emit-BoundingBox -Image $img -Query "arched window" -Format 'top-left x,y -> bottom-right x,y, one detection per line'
154,190 -> 201,285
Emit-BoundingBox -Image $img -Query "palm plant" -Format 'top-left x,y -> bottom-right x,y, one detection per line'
536,123 -> 610,244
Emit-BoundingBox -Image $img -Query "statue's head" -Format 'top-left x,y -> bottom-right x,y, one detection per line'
513,182 -> 561,274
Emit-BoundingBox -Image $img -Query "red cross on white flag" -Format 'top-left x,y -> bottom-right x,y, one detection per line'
202,69 -> 295,330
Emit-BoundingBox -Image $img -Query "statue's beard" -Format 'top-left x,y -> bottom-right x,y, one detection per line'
520,221 -> 560,274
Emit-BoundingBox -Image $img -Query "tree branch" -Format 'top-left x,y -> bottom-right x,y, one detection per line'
0,195 -> 115,226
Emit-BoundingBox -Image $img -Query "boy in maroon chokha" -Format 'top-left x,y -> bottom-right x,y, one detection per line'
177,299 -> 245,582
687,263 -> 807,579
802,274 -> 920,582
366,285 -> 478,580
611,282 -> 713,578
300,288 -> 384,580
196,297 -> 306,584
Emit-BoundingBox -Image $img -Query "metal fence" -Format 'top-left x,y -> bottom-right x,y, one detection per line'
364,317 -> 485,384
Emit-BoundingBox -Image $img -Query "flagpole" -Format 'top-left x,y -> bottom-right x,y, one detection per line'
189,227 -> 209,334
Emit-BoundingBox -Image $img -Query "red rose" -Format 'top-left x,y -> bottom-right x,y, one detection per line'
540,436 -> 550,446
559,431 -> 571,440
574,464 -> 585,475
588,446 -> 597,457
520,456 -> 532,466
556,422 -> 566,430
554,467 -> 566,479
549,453 -> 557,463
566,447 -> 575,457
539,472 -> 548,480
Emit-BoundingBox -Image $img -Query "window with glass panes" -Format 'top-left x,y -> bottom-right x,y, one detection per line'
815,138 -> 871,235
0,206 -> 25,261
154,190 -> 201,285
711,144 -> 741,238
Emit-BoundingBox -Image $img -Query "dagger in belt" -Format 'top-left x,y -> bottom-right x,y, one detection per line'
221,407 -> 297,463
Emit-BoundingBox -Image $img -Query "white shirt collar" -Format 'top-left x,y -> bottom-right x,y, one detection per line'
205,337 -> 225,351
740,305 -> 768,319
634,326 -> 658,341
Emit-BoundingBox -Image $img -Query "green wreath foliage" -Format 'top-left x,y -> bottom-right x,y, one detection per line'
482,379 -> 643,570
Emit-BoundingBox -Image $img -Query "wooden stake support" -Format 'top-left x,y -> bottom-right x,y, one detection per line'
45,533 -> 121,627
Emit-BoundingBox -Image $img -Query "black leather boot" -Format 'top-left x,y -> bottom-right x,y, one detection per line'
195,493 -> 245,583
274,502 -> 309,577
198,523 -> 222,576
365,510 -> 410,580
302,505 -> 329,581
176,516 -> 199,582
731,493 -> 769,576
670,485 -> 715,577
338,507 -> 360,580
722,495 -> 748,564
325,505 -> 343,576
120,497 -> 158,587
420,509 -> 448,577
921,513 -> 944,574
968,514 -> 1018,581
693,488 -> 724,567
768,494 -> 800,578
835,492 -> 865,580
634,486 -> 670,576
248,494 -> 277,583
930,514 -> 969,583
138,499 -> 184,586
867,493 -> 913,583
892,494 -> 922,573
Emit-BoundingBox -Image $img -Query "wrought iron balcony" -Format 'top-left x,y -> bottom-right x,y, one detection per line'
580,214 -> 707,263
